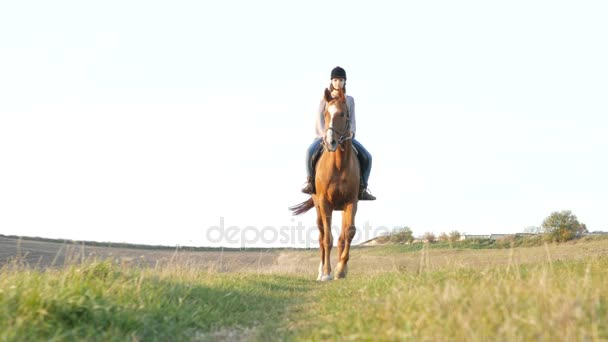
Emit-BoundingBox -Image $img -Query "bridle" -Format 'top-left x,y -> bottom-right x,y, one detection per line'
324,102 -> 352,151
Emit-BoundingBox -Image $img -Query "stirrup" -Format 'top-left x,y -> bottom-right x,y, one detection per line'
301,183 -> 314,194
301,178 -> 315,194
359,187 -> 376,201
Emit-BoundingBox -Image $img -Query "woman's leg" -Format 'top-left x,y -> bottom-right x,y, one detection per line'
352,139 -> 376,200
302,138 -> 323,194
352,139 -> 372,187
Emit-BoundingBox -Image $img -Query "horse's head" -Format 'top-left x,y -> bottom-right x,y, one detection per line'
323,88 -> 351,152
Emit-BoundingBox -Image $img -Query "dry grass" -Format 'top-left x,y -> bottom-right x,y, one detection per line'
269,239 -> 608,277
0,236 -> 279,272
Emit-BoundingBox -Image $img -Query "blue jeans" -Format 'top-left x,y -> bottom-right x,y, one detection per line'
305,138 -> 373,187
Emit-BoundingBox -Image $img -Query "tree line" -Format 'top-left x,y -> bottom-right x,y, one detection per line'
380,210 -> 591,244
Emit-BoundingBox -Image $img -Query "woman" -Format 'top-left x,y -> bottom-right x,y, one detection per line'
301,66 -> 376,201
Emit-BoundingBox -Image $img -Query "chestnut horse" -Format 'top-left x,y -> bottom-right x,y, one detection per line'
289,88 -> 360,281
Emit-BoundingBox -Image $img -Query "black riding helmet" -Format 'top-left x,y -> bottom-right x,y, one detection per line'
330,66 -> 347,80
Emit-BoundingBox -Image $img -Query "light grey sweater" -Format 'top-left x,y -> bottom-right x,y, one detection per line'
315,93 -> 356,138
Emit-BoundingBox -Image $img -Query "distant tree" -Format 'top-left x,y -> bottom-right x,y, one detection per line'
423,232 -> 436,243
438,232 -> 449,242
390,227 -> 414,244
448,230 -> 461,243
542,210 -> 587,242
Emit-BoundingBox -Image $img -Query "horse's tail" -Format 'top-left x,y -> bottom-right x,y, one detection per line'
288,198 -> 314,216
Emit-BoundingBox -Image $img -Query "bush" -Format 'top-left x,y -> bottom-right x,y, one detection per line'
542,210 -> 587,243
448,230 -> 461,243
376,227 -> 414,244
438,233 -> 449,242
390,227 -> 414,244
423,232 -> 436,243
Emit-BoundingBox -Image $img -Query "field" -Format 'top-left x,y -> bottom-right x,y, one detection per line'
1,236 -> 608,341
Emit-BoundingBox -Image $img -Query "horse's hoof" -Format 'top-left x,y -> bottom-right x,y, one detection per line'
335,264 -> 348,279
319,275 -> 333,282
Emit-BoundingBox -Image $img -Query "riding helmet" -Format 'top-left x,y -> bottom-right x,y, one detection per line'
330,66 -> 347,80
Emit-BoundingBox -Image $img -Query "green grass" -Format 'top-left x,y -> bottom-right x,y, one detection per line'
2,240 -> 608,341
367,237 -> 532,254
291,258 -> 608,341
372,234 -> 608,254
0,261 -> 313,341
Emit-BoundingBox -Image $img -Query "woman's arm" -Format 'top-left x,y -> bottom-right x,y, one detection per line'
315,98 -> 326,138
347,96 -> 356,137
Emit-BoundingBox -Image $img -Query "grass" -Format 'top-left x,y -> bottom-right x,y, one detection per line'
372,234 -> 608,254
2,239 -> 608,341
291,257 -> 608,341
0,260 -> 313,341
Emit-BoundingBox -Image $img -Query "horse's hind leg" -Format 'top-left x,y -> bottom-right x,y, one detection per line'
336,202 -> 357,279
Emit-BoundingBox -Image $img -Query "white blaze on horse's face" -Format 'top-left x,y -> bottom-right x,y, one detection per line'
325,104 -> 339,151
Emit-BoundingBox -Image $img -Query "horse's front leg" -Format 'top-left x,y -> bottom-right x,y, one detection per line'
315,206 -> 325,281
336,202 -> 357,279
318,201 -> 334,281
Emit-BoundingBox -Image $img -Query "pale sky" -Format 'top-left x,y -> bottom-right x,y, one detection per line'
1,1 -> 607,248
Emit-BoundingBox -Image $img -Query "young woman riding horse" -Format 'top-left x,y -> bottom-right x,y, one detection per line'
290,87 -> 361,280
301,66 -> 376,201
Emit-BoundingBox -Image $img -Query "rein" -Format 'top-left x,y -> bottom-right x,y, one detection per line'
326,126 -> 352,144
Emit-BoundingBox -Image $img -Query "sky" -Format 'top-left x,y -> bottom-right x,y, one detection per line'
1,1 -> 607,248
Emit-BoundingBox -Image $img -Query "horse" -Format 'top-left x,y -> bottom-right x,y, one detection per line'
289,88 -> 360,281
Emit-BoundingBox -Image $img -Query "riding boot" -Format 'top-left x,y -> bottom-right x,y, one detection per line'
359,184 -> 376,201
301,176 -> 315,194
